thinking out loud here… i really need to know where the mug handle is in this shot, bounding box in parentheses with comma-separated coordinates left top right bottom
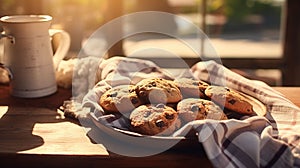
(0, 33, 15, 44)
(0, 62, 13, 80)
(49, 29, 71, 70)
(0, 32, 13, 81)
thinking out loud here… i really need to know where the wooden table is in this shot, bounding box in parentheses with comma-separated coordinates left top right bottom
(0, 85, 299, 167)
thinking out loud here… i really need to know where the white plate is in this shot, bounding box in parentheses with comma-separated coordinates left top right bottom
(89, 112, 203, 157)
(87, 91, 266, 156)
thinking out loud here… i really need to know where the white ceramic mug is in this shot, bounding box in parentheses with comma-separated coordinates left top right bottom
(0, 15, 70, 98)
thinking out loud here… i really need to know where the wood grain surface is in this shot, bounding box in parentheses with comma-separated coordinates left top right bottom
(0, 85, 299, 167)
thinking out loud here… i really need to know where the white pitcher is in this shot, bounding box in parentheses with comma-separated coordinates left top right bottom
(0, 15, 70, 98)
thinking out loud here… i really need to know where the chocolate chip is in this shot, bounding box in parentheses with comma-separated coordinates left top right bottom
(150, 82, 156, 87)
(139, 91, 146, 97)
(155, 120, 165, 128)
(191, 105, 199, 112)
(228, 99, 236, 105)
(131, 97, 139, 104)
(192, 81, 199, 86)
(144, 111, 151, 117)
(199, 88, 205, 92)
(165, 113, 174, 120)
(110, 92, 117, 97)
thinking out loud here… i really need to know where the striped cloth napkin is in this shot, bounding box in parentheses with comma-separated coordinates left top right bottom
(82, 56, 300, 167)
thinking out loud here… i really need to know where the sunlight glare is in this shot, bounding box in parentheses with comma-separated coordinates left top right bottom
(0, 106, 9, 119)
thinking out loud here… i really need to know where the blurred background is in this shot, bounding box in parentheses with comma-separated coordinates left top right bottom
(0, 0, 293, 86)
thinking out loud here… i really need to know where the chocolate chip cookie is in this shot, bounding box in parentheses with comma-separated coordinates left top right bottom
(204, 86, 254, 115)
(99, 85, 143, 114)
(129, 104, 181, 136)
(177, 98, 227, 124)
(174, 78, 209, 98)
(135, 78, 182, 104)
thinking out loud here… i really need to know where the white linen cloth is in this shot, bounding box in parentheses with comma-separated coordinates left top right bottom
(82, 56, 300, 168)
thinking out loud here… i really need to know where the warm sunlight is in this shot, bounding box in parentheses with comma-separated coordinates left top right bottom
(26, 122, 108, 155)
(0, 106, 8, 119)
(1, 1, 300, 167)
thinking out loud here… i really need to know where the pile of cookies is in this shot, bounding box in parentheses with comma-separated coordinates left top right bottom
(99, 78, 255, 136)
